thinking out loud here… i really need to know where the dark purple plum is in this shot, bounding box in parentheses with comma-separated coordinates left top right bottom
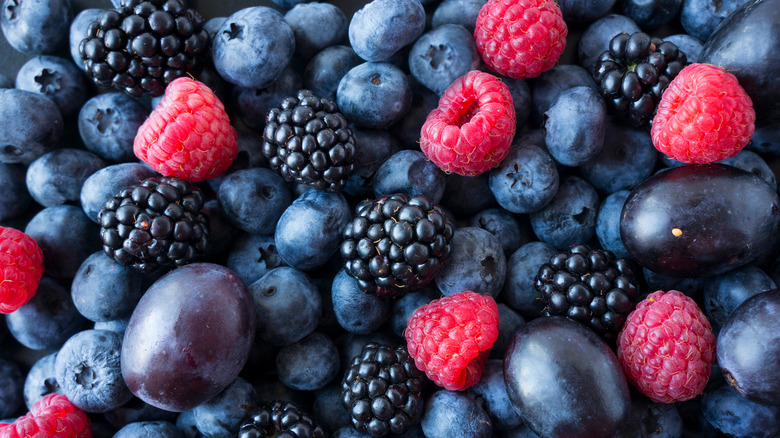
(716, 289, 780, 406)
(620, 164, 780, 278)
(503, 316, 630, 437)
(121, 263, 256, 412)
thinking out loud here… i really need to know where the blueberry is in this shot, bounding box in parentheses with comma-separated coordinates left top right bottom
(337, 61, 413, 128)
(103, 397, 178, 431)
(578, 14, 641, 73)
(217, 167, 293, 235)
(0, 73, 12, 88)
(190, 377, 258, 436)
(544, 86, 607, 167)
(0, 162, 32, 222)
(208, 130, 270, 192)
(431, 0, 488, 33)
(391, 76, 441, 148)
(621, 0, 682, 29)
(421, 390, 493, 438)
(24, 204, 102, 277)
(15, 55, 89, 118)
(226, 233, 285, 286)
(113, 421, 183, 438)
(231, 66, 302, 132)
(250, 266, 322, 346)
(212, 6, 295, 89)
(435, 227, 507, 298)
(268, 0, 309, 8)
(373, 150, 447, 203)
(0, 359, 23, 418)
(93, 318, 130, 335)
(274, 189, 351, 270)
(701, 384, 780, 437)
(276, 331, 340, 391)
(595, 190, 631, 259)
(0, 0, 72, 54)
(681, 0, 752, 42)
(22, 352, 61, 409)
(440, 173, 497, 217)
(503, 76, 532, 129)
(468, 207, 526, 256)
(615, 394, 684, 437)
(331, 268, 391, 334)
(79, 162, 157, 223)
(489, 142, 559, 214)
(348, 0, 426, 62)
(718, 149, 777, 190)
(78, 92, 150, 163)
(389, 286, 437, 338)
(502, 241, 557, 319)
(557, 0, 617, 23)
(284, 2, 347, 59)
(663, 33, 704, 64)
(492, 303, 526, 359)
(408, 24, 481, 96)
(467, 359, 523, 431)
(747, 123, 780, 156)
(337, 331, 398, 375)
(5, 276, 86, 350)
(343, 125, 402, 198)
(703, 265, 776, 330)
(642, 267, 707, 299)
(304, 45, 363, 101)
(71, 251, 147, 322)
(529, 175, 600, 249)
(579, 118, 658, 194)
(25, 148, 106, 208)
(0, 88, 63, 164)
(531, 64, 598, 125)
(312, 383, 352, 433)
(203, 16, 228, 42)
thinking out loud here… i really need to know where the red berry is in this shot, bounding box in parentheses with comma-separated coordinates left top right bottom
(651, 63, 755, 164)
(134, 77, 238, 182)
(0, 394, 91, 438)
(405, 291, 499, 391)
(474, 0, 568, 79)
(419, 70, 515, 177)
(0, 226, 43, 314)
(617, 290, 716, 403)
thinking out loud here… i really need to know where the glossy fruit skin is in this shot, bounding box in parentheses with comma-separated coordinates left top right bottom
(716, 289, 780, 406)
(121, 263, 256, 412)
(503, 316, 630, 438)
(620, 164, 780, 278)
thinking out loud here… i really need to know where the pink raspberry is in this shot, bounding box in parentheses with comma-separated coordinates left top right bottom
(651, 63, 755, 164)
(0, 226, 43, 314)
(419, 70, 515, 176)
(405, 291, 500, 391)
(474, 0, 568, 79)
(617, 290, 716, 403)
(0, 394, 91, 438)
(134, 77, 238, 182)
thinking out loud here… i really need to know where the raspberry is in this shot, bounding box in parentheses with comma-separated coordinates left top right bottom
(0, 393, 91, 438)
(617, 290, 716, 403)
(405, 291, 499, 391)
(474, 0, 568, 79)
(0, 226, 44, 314)
(419, 70, 515, 177)
(134, 77, 238, 182)
(651, 63, 755, 164)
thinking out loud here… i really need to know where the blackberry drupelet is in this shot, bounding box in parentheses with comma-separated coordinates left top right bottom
(534, 244, 640, 342)
(342, 342, 426, 437)
(262, 89, 357, 192)
(79, 0, 209, 97)
(593, 32, 687, 127)
(237, 400, 326, 438)
(340, 194, 454, 297)
(97, 176, 209, 272)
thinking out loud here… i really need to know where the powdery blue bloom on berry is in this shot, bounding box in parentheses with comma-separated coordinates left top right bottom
(348, 0, 426, 62)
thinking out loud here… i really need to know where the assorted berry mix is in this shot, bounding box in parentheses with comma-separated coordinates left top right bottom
(340, 194, 454, 297)
(2, 0, 780, 436)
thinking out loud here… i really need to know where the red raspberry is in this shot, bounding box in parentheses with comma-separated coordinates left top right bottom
(0, 226, 43, 314)
(651, 63, 755, 164)
(617, 290, 716, 403)
(419, 70, 515, 177)
(405, 291, 499, 391)
(134, 77, 238, 182)
(474, 0, 568, 79)
(0, 394, 91, 438)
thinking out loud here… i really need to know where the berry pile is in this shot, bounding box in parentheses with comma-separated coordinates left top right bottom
(1, 0, 778, 436)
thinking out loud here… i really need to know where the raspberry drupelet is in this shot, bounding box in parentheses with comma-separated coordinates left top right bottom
(0, 393, 91, 438)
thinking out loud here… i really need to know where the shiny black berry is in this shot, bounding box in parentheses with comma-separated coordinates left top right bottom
(237, 400, 326, 438)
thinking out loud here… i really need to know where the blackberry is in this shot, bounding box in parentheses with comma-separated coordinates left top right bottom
(593, 32, 687, 127)
(262, 89, 356, 193)
(237, 400, 326, 438)
(534, 244, 640, 342)
(342, 342, 426, 437)
(79, 0, 209, 97)
(340, 194, 454, 298)
(97, 176, 209, 272)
